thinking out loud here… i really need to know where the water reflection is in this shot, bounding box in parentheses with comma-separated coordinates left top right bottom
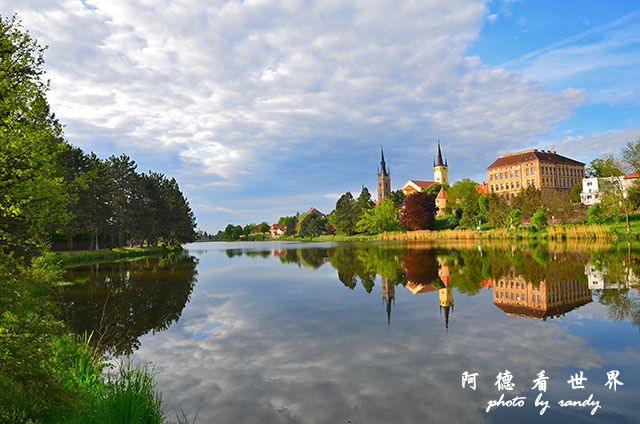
(53, 253, 198, 355)
(225, 243, 640, 329)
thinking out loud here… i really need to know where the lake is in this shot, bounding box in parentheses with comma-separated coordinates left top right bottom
(55, 241, 640, 423)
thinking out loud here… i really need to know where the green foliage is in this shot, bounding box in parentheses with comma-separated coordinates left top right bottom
(334, 192, 357, 235)
(298, 213, 324, 237)
(356, 198, 401, 234)
(586, 155, 618, 178)
(485, 193, 509, 228)
(387, 189, 406, 209)
(621, 138, 640, 172)
(511, 185, 543, 219)
(530, 208, 548, 232)
(278, 215, 298, 236)
(505, 209, 522, 227)
(423, 183, 442, 197)
(0, 15, 71, 256)
(569, 182, 582, 203)
(586, 203, 604, 223)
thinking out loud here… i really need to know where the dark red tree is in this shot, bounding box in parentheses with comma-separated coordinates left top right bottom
(400, 192, 436, 231)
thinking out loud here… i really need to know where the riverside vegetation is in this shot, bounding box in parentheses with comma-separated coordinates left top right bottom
(1, 15, 197, 422)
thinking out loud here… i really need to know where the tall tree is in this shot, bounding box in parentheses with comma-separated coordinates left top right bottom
(334, 192, 357, 235)
(0, 15, 71, 256)
(400, 192, 436, 230)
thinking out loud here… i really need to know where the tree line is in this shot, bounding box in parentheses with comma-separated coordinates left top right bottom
(0, 14, 196, 257)
(57, 147, 197, 250)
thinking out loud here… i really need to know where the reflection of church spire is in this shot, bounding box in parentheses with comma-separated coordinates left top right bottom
(439, 287, 454, 331)
(381, 277, 395, 326)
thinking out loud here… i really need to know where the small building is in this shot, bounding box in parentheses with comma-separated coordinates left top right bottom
(580, 171, 640, 206)
(487, 149, 585, 201)
(306, 207, 327, 218)
(270, 224, 286, 238)
(435, 187, 447, 216)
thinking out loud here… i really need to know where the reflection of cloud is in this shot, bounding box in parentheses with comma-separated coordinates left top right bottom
(131, 248, 607, 423)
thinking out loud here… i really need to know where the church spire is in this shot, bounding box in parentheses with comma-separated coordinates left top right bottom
(380, 146, 389, 176)
(436, 140, 444, 167)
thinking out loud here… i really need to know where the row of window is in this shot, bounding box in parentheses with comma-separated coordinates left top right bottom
(490, 166, 585, 181)
(495, 291, 544, 303)
(491, 179, 537, 192)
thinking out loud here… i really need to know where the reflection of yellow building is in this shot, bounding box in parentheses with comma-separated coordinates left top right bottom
(492, 270, 591, 320)
(439, 287, 453, 330)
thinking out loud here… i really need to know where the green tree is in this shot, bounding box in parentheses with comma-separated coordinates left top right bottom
(298, 213, 324, 237)
(569, 182, 582, 203)
(505, 209, 522, 227)
(0, 15, 71, 256)
(278, 215, 297, 236)
(356, 198, 401, 234)
(485, 193, 508, 228)
(586, 155, 617, 178)
(511, 185, 543, 219)
(334, 192, 357, 235)
(621, 138, 640, 172)
(387, 189, 405, 209)
(530, 208, 548, 232)
(352, 187, 374, 232)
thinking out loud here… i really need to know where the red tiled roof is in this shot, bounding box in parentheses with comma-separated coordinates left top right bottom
(475, 182, 489, 195)
(624, 171, 640, 179)
(436, 187, 447, 199)
(271, 224, 286, 231)
(307, 207, 327, 218)
(403, 180, 438, 192)
(487, 150, 584, 170)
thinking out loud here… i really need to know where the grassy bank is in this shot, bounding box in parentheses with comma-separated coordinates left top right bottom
(0, 256, 184, 423)
(40, 245, 184, 267)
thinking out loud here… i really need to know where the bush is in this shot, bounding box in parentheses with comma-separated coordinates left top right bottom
(530, 208, 548, 232)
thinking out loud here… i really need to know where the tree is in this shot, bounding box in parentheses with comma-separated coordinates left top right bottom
(258, 222, 270, 233)
(505, 209, 522, 227)
(0, 15, 71, 256)
(356, 198, 401, 234)
(569, 182, 582, 203)
(334, 192, 357, 235)
(595, 156, 632, 232)
(530, 208, 548, 232)
(586, 155, 617, 178)
(352, 187, 374, 231)
(511, 185, 543, 219)
(278, 215, 297, 236)
(400, 192, 436, 230)
(387, 189, 405, 209)
(423, 183, 442, 197)
(298, 213, 324, 237)
(621, 138, 640, 172)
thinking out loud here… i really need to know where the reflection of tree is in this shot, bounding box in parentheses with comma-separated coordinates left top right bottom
(53, 254, 198, 355)
(597, 289, 640, 329)
(402, 249, 439, 286)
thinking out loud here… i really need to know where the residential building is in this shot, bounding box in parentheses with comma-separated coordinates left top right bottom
(580, 171, 640, 206)
(487, 149, 585, 201)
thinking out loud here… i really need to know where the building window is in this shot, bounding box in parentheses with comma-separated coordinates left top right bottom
(515, 170, 519, 176)
(516, 181, 520, 188)
(510, 171, 514, 178)
(587, 181, 592, 186)
(526, 168, 529, 176)
(500, 172, 503, 179)
(531, 168, 535, 175)
(490, 174, 493, 181)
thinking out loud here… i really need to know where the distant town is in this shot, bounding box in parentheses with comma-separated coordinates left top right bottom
(207, 138, 640, 240)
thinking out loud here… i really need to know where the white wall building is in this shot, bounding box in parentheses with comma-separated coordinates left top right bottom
(580, 173, 640, 206)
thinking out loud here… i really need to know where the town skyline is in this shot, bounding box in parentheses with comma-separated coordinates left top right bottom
(2, 1, 639, 232)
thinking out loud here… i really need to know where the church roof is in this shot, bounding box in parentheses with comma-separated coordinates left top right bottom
(402, 180, 438, 192)
(487, 149, 584, 170)
(436, 187, 447, 199)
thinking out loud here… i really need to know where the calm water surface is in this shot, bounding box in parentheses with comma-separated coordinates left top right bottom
(56, 241, 640, 423)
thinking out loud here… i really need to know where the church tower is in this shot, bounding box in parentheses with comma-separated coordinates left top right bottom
(377, 147, 391, 202)
(433, 141, 448, 186)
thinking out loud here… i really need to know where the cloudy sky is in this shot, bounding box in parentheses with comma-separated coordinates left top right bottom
(3, 0, 640, 232)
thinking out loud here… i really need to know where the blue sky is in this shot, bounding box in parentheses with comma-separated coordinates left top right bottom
(2, 0, 639, 232)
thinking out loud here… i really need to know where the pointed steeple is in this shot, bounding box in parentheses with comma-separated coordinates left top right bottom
(436, 140, 444, 167)
(380, 146, 389, 176)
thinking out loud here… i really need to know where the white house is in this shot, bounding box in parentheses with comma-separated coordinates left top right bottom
(580, 172, 640, 206)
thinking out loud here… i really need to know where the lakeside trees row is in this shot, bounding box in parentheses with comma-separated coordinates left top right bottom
(58, 148, 197, 250)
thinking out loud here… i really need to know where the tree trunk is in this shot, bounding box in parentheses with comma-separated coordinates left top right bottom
(89, 226, 96, 251)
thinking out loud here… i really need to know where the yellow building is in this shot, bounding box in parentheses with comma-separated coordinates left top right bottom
(433, 140, 448, 186)
(487, 149, 585, 201)
(492, 270, 592, 320)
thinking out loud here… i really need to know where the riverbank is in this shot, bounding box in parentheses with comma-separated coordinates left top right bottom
(40, 245, 184, 267)
(0, 255, 175, 423)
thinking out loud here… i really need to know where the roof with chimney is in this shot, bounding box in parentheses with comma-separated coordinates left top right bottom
(487, 149, 584, 170)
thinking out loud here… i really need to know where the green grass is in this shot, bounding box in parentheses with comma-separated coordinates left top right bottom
(39, 245, 183, 267)
(0, 256, 184, 424)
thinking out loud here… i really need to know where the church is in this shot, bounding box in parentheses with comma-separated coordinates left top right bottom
(377, 142, 448, 215)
